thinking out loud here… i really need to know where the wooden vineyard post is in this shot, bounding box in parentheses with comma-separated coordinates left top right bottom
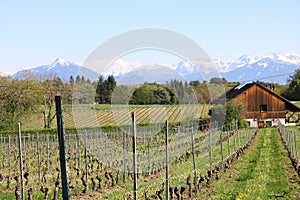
(220, 130, 224, 172)
(84, 130, 89, 192)
(46, 134, 50, 171)
(179, 126, 182, 157)
(132, 112, 138, 200)
(23, 136, 26, 165)
(292, 131, 295, 156)
(227, 130, 230, 156)
(77, 133, 81, 170)
(17, 123, 25, 200)
(191, 126, 197, 194)
(0, 135, 2, 169)
(36, 133, 41, 183)
(285, 129, 288, 146)
(288, 130, 291, 153)
(294, 131, 298, 167)
(165, 120, 169, 200)
(209, 129, 212, 173)
(55, 96, 70, 200)
(147, 139, 151, 175)
(234, 129, 237, 152)
(237, 128, 240, 149)
(7, 135, 11, 188)
(123, 130, 127, 183)
(3, 135, 6, 169)
(105, 132, 109, 167)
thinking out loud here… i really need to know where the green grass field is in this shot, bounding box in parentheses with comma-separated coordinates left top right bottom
(198, 128, 300, 199)
(292, 101, 300, 108)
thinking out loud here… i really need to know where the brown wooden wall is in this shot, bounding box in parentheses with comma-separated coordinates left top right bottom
(231, 85, 286, 119)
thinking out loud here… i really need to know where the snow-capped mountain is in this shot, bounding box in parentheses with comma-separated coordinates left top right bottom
(217, 52, 300, 84)
(11, 52, 300, 85)
(13, 58, 99, 82)
(102, 59, 142, 76)
(118, 64, 184, 85)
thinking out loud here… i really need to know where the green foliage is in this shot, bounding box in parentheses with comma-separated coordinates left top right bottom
(209, 77, 227, 84)
(282, 69, 300, 100)
(72, 82, 95, 104)
(41, 76, 74, 128)
(225, 101, 247, 128)
(111, 85, 133, 104)
(273, 83, 288, 95)
(0, 74, 96, 130)
(167, 80, 199, 104)
(95, 75, 116, 104)
(0, 77, 41, 130)
(130, 83, 177, 105)
(189, 80, 211, 103)
(210, 101, 247, 129)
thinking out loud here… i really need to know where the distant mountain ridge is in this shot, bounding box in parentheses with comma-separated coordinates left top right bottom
(12, 58, 99, 82)
(10, 52, 300, 84)
(216, 52, 300, 84)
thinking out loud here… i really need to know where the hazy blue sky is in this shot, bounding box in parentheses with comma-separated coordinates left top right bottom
(1, 1, 300, 73)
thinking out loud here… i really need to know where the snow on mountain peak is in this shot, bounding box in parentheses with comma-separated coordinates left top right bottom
(12, 58, 99, 82)
(259, 52, 300, 64)
(215, 52, 300, 73)
(50, 58, 72, 68)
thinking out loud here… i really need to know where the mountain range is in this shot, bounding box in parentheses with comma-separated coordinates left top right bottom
(216, 52, 300, 84)
(9, 52, 300, 85)
(12, 58, 99, 82)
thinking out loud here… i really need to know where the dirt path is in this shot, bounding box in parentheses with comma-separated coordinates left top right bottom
(201, 128, 300, 199)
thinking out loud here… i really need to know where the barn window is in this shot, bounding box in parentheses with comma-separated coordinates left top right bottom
(260, 104, 267, 112)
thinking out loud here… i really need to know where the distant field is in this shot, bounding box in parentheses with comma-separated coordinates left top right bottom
(292, 101, 300, 107)
(22, 104, 211, 130)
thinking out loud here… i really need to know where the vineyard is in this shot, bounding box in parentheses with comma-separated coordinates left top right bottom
(22, 104, 210, 130)
(0, 103, 300, 199)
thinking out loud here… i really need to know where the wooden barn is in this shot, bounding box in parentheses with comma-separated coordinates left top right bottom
(216, 82, 300, 128)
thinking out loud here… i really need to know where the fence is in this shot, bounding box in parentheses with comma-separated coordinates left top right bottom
(0, 118, 259, 199)
(278, 121, 299, 175)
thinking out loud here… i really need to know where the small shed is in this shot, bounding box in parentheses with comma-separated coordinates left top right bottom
(216, 82, 300, 127)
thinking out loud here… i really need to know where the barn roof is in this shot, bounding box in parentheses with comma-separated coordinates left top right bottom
(213, 82, 300, 112)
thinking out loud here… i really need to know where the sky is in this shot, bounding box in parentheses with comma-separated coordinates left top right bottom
(0, 0, 300, 73)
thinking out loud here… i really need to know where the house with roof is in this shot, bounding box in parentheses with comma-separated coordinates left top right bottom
(214, 82, 300, 128)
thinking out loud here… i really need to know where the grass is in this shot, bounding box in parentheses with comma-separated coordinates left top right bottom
(291, 101, 300, 108)
(201, 128, 300, 199)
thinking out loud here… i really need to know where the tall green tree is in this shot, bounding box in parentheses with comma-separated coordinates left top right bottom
(72, 82, 95, 104)
(209, 101, 246, 129)
(111, 85, 132, 104)
(104, 75, 116, 103)
(95, 75, 116, 104)
(282, 69, 300, 100)
(95, 75, 106, 103)
(75, 75, 81, 84)
(0, 77, 40, 130)
(42, 76, 73, 128)
(130, 83, 177, 105)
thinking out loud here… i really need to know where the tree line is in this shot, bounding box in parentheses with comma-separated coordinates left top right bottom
(1, 69, 299, 130)
(0, 75, 96, 130)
